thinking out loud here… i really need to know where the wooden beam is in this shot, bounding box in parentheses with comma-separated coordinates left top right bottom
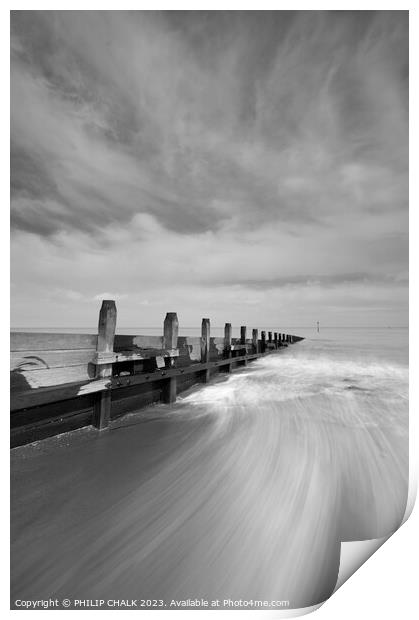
(230, 344, 252, 352)
(93, 300, 116, 430)
(261, 331, 266, 353)
(162, 312, 178, 403)
(224, 323, 232, 373)
(201, 318, 211, 382)
(92, 348, 179, 365)
(11, 377, 110, 412)
(11, 353, 262, 413)
(240, 326, 247, 365)
(240, 326, 247, 345)
(10, 332, 97, 352)
(11, 349, 96, 372)
(162, 375, 177, 404)
(252, 328, 258, 353)
(163, 312, 179, 350)
(110, 354, 260, 388)
(114, 334, 163, 350)
(224, 323, 232, 350)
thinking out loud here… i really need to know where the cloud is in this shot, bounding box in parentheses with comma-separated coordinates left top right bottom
(10, 11, 408, 327)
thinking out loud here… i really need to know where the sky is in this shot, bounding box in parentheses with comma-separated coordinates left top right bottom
(10, 11, 408, 329)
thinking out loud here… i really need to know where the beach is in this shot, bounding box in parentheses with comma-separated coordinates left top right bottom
(10, 327, 408, 609)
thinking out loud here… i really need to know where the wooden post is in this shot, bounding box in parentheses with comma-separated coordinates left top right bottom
(274, 332, 278, 349)
(240, 326, 248, 365)
(201, 318, 211, 382)
(240, 325, 247, 344)
(252, 328, 258, 353)
(164, 312, 179, 349)
(224, 322, 232, 372)
(162, 312, 178, 403)
(268, 331, 272, 343)
(93, 300, 116, 430)
(261, 330, 266, 353)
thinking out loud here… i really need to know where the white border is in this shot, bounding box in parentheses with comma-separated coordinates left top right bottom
(3, 3, 416, 619)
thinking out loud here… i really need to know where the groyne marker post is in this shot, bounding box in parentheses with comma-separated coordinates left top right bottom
(162, 312, 178, 403)
(274, 332, 278, 349)
(268, 331, 272, 344)
(252, 328, 258, 353)
(201, 318, 211, 383)
(224, 322, 232, 373)
(261, 330, 266, 353)
(93, 300, 117, 430)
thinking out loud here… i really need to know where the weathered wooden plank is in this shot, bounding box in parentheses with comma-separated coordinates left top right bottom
(231, 338, 253, 346)
(11, 349, 95, 372)
(212, 337, 225, 346)
(114, 334, 163, 351)
(93, 348, 179, 365)
(110, 354, 260, 389)
(11, 409, 94, 449)
(11, 364, 92, 391)
(11, 393, 96, 429)
(11, 352, 261, 412)
(10, 377, 110, 411)
(179, 337, 201, 361)
(230, 344, 253, 352)
(11, 332, 97, 352)
(11, 345, 181, 371)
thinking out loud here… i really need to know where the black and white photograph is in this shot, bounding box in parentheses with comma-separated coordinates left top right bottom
(9, 8, 410, 615)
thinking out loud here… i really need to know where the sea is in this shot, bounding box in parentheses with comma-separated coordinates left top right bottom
(10, 327, 409, 610)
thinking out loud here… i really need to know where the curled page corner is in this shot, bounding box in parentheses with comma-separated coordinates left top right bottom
(333, 463, 417, 595)
(210, 603, 324, 620)
(401, 464, 418, 526)
(333, 536, 390, 593)
(266, 603, 324, 618)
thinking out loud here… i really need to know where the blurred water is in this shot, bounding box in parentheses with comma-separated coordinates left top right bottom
(10, 328, 408, 609)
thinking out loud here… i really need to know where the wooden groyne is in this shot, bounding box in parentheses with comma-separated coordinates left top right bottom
(10, 300, 304, 448)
